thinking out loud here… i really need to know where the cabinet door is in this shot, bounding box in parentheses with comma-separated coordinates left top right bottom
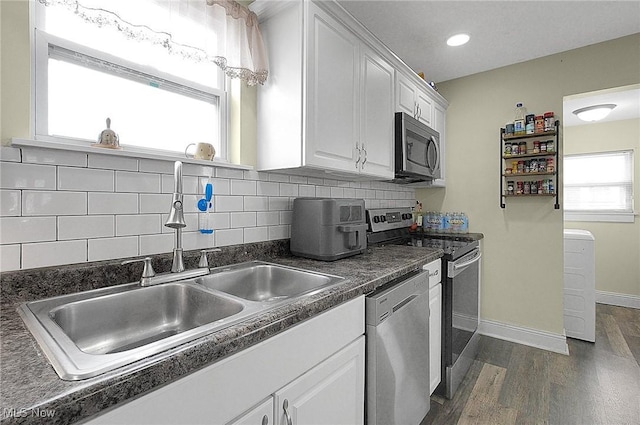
(415, 88, 433, 126)
(228, 397, 274, 425)
(275, 336, 365, 425)
(359, 46, 394, 179)
(396, 72, 417, 117)
(429, 283, 442, 395)
(305, 3, 359, 173)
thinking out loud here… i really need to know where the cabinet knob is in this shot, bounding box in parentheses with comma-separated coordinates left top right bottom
(261, 414, 268, 425)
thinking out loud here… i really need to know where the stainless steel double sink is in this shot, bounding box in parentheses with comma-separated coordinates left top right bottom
(18, 261, 345, 380)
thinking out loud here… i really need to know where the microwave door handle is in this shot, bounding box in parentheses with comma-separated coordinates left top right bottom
(431, 136, 441, 174)
(426, 137, 435, 172)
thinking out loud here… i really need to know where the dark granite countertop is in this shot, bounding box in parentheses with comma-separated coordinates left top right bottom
(0, 241, 442, 425)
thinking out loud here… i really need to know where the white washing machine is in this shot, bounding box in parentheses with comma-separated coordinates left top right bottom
(563, 229, 596, 342)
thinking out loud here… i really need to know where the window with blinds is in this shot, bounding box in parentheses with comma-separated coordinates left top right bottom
(564, 150, 635, 222)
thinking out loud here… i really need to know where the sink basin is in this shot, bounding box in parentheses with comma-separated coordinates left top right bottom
(50, 283, 244, 355)
(197, 261, 345, 302)
(18, 262, 346, 380)
(19, 281, 260, 380)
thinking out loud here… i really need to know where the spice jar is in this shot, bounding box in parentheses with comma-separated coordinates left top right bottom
(517, 181, 524, 194)
(519, 142, 527, 154)
(547, 158, 555, 173)
(546, 140, 555, 152)
(535, 115, 544, 133)
(533, 141, 540, 153)
(540, 140, 547, 153)
(512, 161, 518, 173)
(524, 181, 531, 194)
(544, 112, 555, 131)
(505, 142, 512, 155)
(507, 181, 515, 195)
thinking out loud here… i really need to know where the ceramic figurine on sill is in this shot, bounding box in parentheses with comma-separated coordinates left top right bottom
(93, 117, 121, 149)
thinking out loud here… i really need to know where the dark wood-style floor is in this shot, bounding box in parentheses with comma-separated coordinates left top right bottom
(422, 304, 640, 425)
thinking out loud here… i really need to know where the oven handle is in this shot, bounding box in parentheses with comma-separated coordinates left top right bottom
(452, 249, 482, 273)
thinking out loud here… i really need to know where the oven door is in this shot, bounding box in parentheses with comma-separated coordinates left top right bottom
(440, 247, 481, 399)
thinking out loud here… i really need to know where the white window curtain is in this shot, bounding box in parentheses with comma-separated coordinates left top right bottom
(37, 0, 269, 85)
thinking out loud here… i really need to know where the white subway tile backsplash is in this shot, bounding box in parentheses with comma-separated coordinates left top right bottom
(231, 180, 256, 196)
(58, 215, 114, 240)
(299, 185, 316, 197)
(257, 211, 279, 226)
(0, 244, 21, 271)
(139, 193, 172, 214)
(209, 212, 230, 229)
(89, 154, 138, 171)
(256, 181, 279, 196)
(279, 183, 298, 197)
(116, 171, 161, 193)
(139, 233, 174, 255)
(22, 191, 87, 216)
(280, 211, 293, 225)
(116, 214, 161, 236)
(231, 212, 257, 228)
(0, 216, 56, 244)
(269, 225, 290, 240)
(0, 190, 21, 216)
(23, 148, 87, 167)
(1, 163, 56, 190)
(89, 193, 138, 214)
(215, 228, 243, 247)
(58, 167, 114, 191)
(215, 196, 243, 212)
(138, 159, 173, 174)
(205, 178, 230, 196)
(22, 240, 87, 269)
(215, 168, 244, 179)
(244, 196, 269, 212)
(316, 186, 331, 197)
(269, 197, 290, 211)
(183, 231, 215, 251)
(269, 173, 290, 183)
(244, 227, 268, 243)
(163, 175, 198, 195)
(89, 236, 138, 262)
(0, 146, 21, 162)
(330, 187, 344, 198)
(1, 155, 417, 269)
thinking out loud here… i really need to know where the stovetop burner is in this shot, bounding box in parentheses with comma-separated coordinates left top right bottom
(366, 207, 477, 260)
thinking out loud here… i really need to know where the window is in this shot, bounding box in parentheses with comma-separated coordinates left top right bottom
(33, 1, 227, 158)
(564, 150, 635, 222)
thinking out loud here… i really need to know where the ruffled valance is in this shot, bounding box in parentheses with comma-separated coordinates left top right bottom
(37, 0, 269, 85)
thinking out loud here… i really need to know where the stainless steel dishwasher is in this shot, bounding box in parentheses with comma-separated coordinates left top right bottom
(365, 267, 431, 425)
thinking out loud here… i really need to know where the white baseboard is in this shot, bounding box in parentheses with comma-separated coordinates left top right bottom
(478, 319, 569, 355)
(596, 291, 640, 309)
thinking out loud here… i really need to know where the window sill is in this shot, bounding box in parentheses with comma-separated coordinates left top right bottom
(11, 137, 252, 171)
(564, 211, 636, 223)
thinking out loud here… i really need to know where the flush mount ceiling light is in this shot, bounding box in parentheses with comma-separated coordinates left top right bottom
(446, 33, 470, 47)
(572, 104, 617, 122)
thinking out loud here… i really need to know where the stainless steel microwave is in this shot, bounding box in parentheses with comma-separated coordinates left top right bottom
(392, 112, 441, 184)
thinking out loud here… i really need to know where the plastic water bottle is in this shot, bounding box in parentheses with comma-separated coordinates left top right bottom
(460, 213, 469, 233)
(514, 103, 527, 135)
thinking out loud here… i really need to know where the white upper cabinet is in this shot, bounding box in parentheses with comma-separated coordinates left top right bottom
(396, 72, 433, 126)
(254, 1, 394, 179)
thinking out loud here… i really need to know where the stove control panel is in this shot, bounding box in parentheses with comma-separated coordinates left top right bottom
(366, 207, 413, 233)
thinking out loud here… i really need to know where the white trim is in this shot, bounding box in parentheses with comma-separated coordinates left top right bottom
(596, 291, 640, 309)
(564, 211, 636, 223)
(478, 319, 569, 355)
(11, 137, 252, 171)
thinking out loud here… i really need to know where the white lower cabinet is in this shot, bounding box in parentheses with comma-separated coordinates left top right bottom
(275, 337, 364, 425)
(429, 282, 442, 394)
(85, 297, 365, 425)
(229, 397, 274, 425)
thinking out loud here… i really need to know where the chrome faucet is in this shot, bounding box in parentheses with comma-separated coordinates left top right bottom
(165, 161, 187, 273)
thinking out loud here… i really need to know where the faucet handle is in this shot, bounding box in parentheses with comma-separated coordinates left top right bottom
(122, 257, 156, 285)
(198, 249, 222, 269)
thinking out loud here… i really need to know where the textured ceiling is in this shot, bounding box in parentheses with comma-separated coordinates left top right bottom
(338, 1, 640, 84)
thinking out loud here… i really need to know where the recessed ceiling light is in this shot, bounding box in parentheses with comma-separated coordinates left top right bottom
(572, 104, 617, 122)
(447, 33, 470, 47)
